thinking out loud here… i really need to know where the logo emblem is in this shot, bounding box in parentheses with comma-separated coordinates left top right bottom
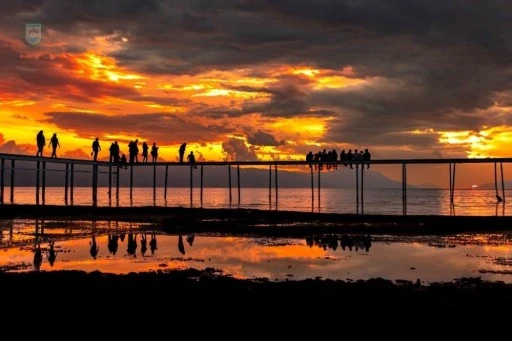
(26, 23, 42, 46)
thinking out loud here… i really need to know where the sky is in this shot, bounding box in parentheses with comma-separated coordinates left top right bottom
(0, 0, 511, 187)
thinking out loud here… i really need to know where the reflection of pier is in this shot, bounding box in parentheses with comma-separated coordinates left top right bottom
(0, 152, 508, 215)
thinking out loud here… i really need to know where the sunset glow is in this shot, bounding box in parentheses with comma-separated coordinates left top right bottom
(0, 1, 510, 188)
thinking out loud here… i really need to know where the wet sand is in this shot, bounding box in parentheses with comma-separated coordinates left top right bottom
(2, 204, 512, 315)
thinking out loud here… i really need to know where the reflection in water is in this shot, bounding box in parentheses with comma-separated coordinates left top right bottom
(178, 234, 185, 255)
(33, 243, 43, 271)
(90, 235, 99, 259)
(306, 234, 372, 252)
(140, 233, 147, 257)
(108, 234, 119, 255)
(46, 241, 57, 266)
(150, 232, 157, 255)
(127, 233, 137, 257)
(186, 234, 195, 246)
(6, 219, 512, 284)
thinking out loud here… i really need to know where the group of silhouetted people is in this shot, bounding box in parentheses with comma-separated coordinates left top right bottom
(306, 234, 372, 252)
(33, 231, 197, 268)
(306, 148, 372, 170)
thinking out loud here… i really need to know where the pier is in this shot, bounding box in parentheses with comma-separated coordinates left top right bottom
(0, 152, 508, 215)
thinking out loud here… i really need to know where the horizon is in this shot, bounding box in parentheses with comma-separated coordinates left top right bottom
(0, 1, 511, 188)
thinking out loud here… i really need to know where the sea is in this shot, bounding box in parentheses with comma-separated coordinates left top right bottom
(1, 187, 510, 216)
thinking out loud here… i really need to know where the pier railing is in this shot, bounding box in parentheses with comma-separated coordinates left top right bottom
(0, 152, 508, 215)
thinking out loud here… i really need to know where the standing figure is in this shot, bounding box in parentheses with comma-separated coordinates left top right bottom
(92, 138, 101, 161)
(141, 141, 149, 163)
(179, 143, 187, 163)
(48, 133, 60, 158)
(151, 143, 159, 163)
(36, 130, 45, 157)
(187, 151, 197, 169)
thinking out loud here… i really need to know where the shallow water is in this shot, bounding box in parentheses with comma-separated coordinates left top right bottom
(2, 219, 512, 284)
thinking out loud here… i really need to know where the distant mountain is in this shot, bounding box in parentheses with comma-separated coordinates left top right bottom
(476, 180, 512, 190)
(414, 183, 441, 189)
(5, 161, 414, 189)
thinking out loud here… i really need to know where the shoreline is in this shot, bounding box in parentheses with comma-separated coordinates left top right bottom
(1, 204, 511, 235)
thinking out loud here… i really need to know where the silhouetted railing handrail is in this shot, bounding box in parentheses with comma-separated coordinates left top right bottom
(0, 152, 511, 166)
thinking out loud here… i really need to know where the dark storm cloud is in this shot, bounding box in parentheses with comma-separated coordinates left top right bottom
(42, 111, 232, 144)
(246, 130, 284, 147)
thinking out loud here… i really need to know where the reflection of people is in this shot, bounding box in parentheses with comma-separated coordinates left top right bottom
(33, 244, 43, 270)
(178, 234, 185, 255)
(107, 234, 119, 255)
(149, 232, 157, 255)
(46, 241, 57, 266)
(140, 233, 147, 256)
(127, 233, 137, 256)
(89, 235, 99, 259)
(186, 234, 195, 246)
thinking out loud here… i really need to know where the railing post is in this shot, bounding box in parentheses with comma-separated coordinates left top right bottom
(268, 165, 272, 206)
(36, 160, 40, 205)
(190, 164, 193, 207)
(164, 164, 168, 201)
(228, 165, 232, 205)
(0, 159, 4, 204)
(116, 164, 120, 201)
(274, 164, 278, 208)
(70, 163, 74, 205)
(153, 163, 156, 203)
(237, 164, 241, 205)
(92, 164, 98, 206)
(200, 165, 204, 207)
(42, 161, 46, 204)
(361, 165, 364, 215)
(449, 163, 453, 203)
(10, 159, 14, 203)
(108, 164, 112, 200)
(356, 163, 359, 214)
(130, 165, 133, 201)
(501, 162, 506, 202)
(317, 164, 321, 208)
(65, 163, 69, 205)
(310, 166, 314, 209)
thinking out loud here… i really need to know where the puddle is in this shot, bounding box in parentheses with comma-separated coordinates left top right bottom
(2, 219, 512, 283)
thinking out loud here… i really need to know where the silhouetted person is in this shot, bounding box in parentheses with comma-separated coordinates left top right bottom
(140, 233, 147, 256)
(109, 141, 120, 163)
(127, 233, 137, 256)
(178, 234, 185, 255)
(36, 130, 45, 157)
(46, 241, 57, 266)
(187, 151, 197, 169)
(186, 234, 195, 246)
(363, 149, 371, 169)
(151, 143, 159, 163)
(90, 235, 99, 259)
(107, 234, 119, 255)
(340, 149, 347, 167)
(120, 154, 128, 169)
(128, 139, 139, 163)
(347, 149, 353, 169)
(142, 141, 149, 163)
(179, 143, 187, 163)
(92, 138, 101, 161)
(306, 151, 313, 169)
(33, 244, 43, 270)
(48, 133, 60, 158)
